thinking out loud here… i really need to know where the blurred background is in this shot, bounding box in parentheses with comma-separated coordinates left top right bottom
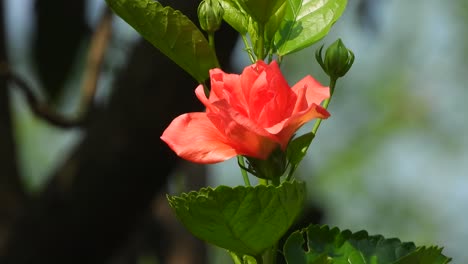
(1, 0, 467, 263)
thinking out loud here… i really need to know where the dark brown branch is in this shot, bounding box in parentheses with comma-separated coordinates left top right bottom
(0, 7, 113, 129)
(0, 66, 84, 128)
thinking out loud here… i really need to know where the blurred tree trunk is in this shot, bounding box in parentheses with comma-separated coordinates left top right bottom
(0, 0, 26, 256)
(0, 0, 238, 263)
(33, 0, 89, 102)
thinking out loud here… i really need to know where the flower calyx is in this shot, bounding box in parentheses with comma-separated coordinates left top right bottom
(316, 38, 354, 86)
(244, 146, 288, 183)
(198, 0, 224, 33)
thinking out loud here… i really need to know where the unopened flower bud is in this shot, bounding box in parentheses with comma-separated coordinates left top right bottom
(198, 0, 224, 33)
(316, 39, 354, 80)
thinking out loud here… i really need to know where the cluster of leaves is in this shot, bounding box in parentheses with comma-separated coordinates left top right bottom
(284, 225, 452, 264)
(168, 181, 451, 264)
(105, 0, 346, 82)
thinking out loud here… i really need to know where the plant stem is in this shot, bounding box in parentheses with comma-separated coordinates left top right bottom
(271, 177, 280, 186)
(311, 78, 336, 136)
(285, 164, 297, 182)
(208, 32, 221, 68)
(241, 34, 256, 63)
(208, 32, 216, 51)
(329, 77, 337, 96)
(237, 156, 251, 186)
(257, 23, 265, 60)
(262, 245, 278, 264)
(255, 255, 264, 264)
(286, 78, 337, 182)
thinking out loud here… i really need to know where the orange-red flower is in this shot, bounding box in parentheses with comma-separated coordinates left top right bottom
(161, 61, 330, 164)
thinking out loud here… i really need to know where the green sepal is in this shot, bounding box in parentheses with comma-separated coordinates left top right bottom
(286, 132, 315, 167)
(168, 181, 306, 257)
(230, 251, 259, 264)
(105, 0, 219, 83)
(275, 0, 347, 56)
(283, 224, 452, 264)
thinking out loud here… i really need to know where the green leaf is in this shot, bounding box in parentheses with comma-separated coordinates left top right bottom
(265, 1, 288, 47)
(106, 0, 218, 83)
(275, 0, 348, 56)
(168, 181, 306, 257)
(394, 247, 452, 264)
(286, 132, 315, 167)
(283, 225, 451, 264)
(219, 0, 249, 34)
(236, 0, 287, 24)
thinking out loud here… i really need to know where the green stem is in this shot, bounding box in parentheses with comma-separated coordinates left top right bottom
(237, 156, 251, 187)
(271, 177, 280, 186)
(285, 164, 298, 182)
(241, 34, 256, 63)
(311, 78, 337, 136)
(208, 32, 215, 51)
(262, 245, 277, 264)
(329, 77, 337, 96)
(257, 23, 265, 60)
(255, 255, 264, 264)
(285, 78, 337, 182)
(208, 32, 221, 68)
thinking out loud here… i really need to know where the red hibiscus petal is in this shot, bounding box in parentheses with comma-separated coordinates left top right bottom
(244, 61, 295, 126)
(271, 103, 330, 149)
(195, 85, 215, 112)
(210, 68, 249, 116)
(292, 75, 330, 106)
(257, 62, 298, 126)
(240, 61, 267, 105)
(160, 113, 237, 163)
(266, 82, 330, 147)
(209, 100, 280, 159)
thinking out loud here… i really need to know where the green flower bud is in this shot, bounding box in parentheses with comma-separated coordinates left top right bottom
(245, 146, 288, 181)
(198, 0, 224, 33)
(316, 38, 355, 81)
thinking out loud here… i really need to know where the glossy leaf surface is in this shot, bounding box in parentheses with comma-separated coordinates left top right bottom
(168, 181, 306, 257)
(106, 0, 218, 82)
(275, 0, 347, 56)
(283, 225, 451, 263)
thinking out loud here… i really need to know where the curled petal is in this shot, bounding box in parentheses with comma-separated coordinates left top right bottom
(272, 104, 330, 148)
(210, 69, 248, 116)
(195, 85, 215, 112)
(160, 113, 237, 163)
(292, 75, 330, 106)
(209, 100, 280, 159)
